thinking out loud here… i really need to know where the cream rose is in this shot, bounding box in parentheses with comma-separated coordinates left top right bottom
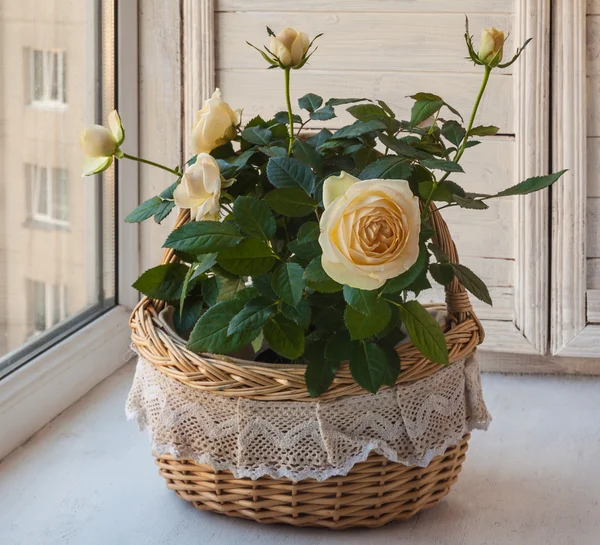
(174, 153, 222, 221)
(190, 89, 238, 155)
(269, 27, 309, 68)
(478, 27, 505, 67)
(79, 110, 124, 176)
(318, 172, 421, 290)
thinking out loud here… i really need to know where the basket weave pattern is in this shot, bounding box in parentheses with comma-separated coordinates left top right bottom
(129, 204, 484, 528)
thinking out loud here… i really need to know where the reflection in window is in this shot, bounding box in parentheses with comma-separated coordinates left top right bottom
(29, 49, 67, 106)
(29, 280, 67, 338)
(28, 164, 69, 226)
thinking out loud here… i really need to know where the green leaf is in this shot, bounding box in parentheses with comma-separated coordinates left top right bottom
(153, 200, 175, 224)
(125, 196, 163, 223)
(324, 331, 352, 362)
(164, 221, 243, 254)
(274, 111, 303, 124)
(410, 98, 444, 127)
(349, 342, 387, 394)
(303, 257, 343, 293)
(233, 196, 276, 240)
(264, 315, 305, 360)
(359, 157, 412, 180)
(346, 104, 387, 121)
(241, 125, 273, 145)
(216, 276, 247, 302)
(343, 286, 378, 315)
(227, 297, 274, 335)
(453, 194, 489, 209)
(271, 262, 305, 306)
(325, 97, 366, 107)
(296, 221, 320, 244)
(383, 247, 428, 293)
(159, 181, 180, 199)
(252, 273, 278, 300)
(305, 357, 340, 398)
(173, 297, 204, 337)
(264, 188, 318, 217)
(217, 238, 277, 276)
(451, 264, 492, 305)
(310, 105, 336, 121)
(409, 92, 463, 122)
(331, 120, 387, 140)
(441, 120, 466, 147)
(266, 156, 316, 193)
(422, 159, 464, 173)
(344, 299, 391, 340)
(468, 125, 499, 137)
(494, 170, 568, 197)
(188, 299, 260, 354)
(132, 263, 191, 302)
(289, 239, 321, 266)
(379, 340, 401, 386)
(307, 128, 333, 149)
(429, 263, 455, 286)
(378, 134, 431, 160)
(298, 93, 323, 112)
(397, 300, 449, 365)
(202, 276, 219, 306)
(418, 180, 465, 203)
(293, 139, 324, 175)
(281, 298, 311, 329)
(353, 147, 379, 171)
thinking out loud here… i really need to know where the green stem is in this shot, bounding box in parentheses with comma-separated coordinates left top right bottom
(453, 65, 491, 165)
(122, 153, 180, 176)
(424, 65, 492, 220)
(284, 67, 294, 155)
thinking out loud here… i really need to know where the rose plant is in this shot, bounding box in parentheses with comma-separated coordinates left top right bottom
(81, 19, 565, 397)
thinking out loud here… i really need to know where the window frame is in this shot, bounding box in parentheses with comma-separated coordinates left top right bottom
(0, 0, 140, 460)
(28, 164, 70, 227)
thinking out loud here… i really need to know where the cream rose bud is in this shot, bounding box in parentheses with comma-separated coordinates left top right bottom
(174, 153, 222, 221)
(269, 27, 309, 67)
(319, 173, 421, 290)
(478, 27, 505, 67)
(79, 110, 125, 176)
(190, 89, 238, 155)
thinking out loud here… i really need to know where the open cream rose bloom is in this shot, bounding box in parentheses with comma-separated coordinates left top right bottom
(190, 89, 239, 155)
(318, 172, 421, 290)
(174, 153, 222, 221)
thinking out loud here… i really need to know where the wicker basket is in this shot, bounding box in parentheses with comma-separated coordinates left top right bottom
(129, 204, 484, 529)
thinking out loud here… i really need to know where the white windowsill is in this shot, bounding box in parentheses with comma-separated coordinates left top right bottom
(0, 365, 598, 544)
(0, 305, 134, 460)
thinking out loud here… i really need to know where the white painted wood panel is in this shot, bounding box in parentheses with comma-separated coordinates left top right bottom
(139, 0, 183, 273)
(219, 71, 514, 133)
(216, 12, 514, 73)
(217, 0, 515, 13)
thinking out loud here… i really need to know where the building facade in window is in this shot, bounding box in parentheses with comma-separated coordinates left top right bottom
(0, 3, 102, 357)
(27, 164, 69, 227)
(29, 49, 67, 107)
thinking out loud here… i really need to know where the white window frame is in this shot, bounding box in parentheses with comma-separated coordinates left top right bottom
(28, 164, 70, 227)
(0, 1, 140, 461)
(29, 48, 67, 109)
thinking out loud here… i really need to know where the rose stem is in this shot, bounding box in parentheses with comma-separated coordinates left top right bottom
(284, 67, 294, 156)
(122, 153, 180, 176)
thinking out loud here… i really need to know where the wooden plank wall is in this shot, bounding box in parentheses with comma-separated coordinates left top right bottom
(587, 1, 600, 321)
(215, 1, 516, 321)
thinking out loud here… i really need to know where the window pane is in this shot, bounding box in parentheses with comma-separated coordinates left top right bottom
(0, 1, 115, 377)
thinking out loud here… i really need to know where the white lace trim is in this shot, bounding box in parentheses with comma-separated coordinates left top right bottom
(126, 355, 490, 482)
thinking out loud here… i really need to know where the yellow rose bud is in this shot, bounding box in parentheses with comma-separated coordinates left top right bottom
(269, 27, 309, 68)
(173, 153, 222, 221)
(478, 27, 505, 67)
(79, 110, 124, 176)
(319, 175, 420, 290)
(190, 89, 239, 155)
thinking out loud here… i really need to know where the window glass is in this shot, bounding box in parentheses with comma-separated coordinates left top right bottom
(0, 1, 115, 378)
